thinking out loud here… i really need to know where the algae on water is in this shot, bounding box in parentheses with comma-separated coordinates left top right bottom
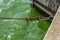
(0, 0, 51, 40)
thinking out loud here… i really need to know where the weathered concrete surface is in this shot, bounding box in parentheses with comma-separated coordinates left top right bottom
(43, 6, 60, 40)
(37, 0, 60, 12)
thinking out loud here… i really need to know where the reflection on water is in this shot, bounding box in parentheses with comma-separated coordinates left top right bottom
(0, 0, 51, 40)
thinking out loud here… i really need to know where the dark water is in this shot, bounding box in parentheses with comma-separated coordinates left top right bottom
(0, 0, 51, 40)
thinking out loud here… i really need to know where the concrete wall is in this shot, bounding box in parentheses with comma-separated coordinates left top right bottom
(37, 0, 60, 12)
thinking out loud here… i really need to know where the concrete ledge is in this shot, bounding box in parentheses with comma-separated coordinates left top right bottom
(43, 6, 60, 40)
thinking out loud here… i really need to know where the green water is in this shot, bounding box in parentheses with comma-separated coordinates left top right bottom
(0, 0, 51, 40)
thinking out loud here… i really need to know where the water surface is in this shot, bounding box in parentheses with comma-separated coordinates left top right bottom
(0, 0, 51, 40)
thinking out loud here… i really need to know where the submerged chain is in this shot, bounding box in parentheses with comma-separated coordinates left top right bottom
(0, 16, 52, 26)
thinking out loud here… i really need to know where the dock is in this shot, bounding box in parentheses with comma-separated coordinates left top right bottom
(44, 6, 60, 40)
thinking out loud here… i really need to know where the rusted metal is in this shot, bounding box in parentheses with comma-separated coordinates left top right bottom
(0, 16, 51, 26)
